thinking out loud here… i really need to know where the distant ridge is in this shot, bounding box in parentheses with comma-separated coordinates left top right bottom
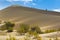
(1, 5, 60, 16)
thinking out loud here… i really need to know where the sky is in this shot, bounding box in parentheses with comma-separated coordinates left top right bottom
(0, 0, 60, 12)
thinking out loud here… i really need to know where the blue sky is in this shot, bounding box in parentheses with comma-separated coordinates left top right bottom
(0, 0, 60, 12)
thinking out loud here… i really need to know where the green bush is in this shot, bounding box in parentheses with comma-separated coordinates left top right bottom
(17, 24, 30, 34)
(5, 21, 15, 32)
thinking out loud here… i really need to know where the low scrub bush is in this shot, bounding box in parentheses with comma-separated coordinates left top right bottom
(45, 29, 57, 33)
(17, 24, 30, 35)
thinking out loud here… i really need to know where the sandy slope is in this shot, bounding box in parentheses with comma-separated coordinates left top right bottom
(0, 5, 60, 30)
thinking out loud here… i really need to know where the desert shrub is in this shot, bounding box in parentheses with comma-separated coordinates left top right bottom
(28, 26, 43, 37)
(30, 26, 43, 34)
(6, 35, 16, 40)
(28, 30, 38, 36)
(17, 24, 30, 34)
(4, 21, 15, 32)
(34, 35, 42, 40)
(45, 29, 57, 33)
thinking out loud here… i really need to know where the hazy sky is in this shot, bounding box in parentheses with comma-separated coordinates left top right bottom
(0, 0, 60, 12)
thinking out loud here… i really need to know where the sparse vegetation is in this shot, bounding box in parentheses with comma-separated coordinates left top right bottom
(17, 24, 43, 35)
(0, 22, 59, 40)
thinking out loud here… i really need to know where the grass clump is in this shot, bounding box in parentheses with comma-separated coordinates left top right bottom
(45, 29, 57, 33)
(6, 35, 16, 40)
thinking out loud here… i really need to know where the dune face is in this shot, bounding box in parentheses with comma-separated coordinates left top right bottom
(0, 5, 60, 30)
